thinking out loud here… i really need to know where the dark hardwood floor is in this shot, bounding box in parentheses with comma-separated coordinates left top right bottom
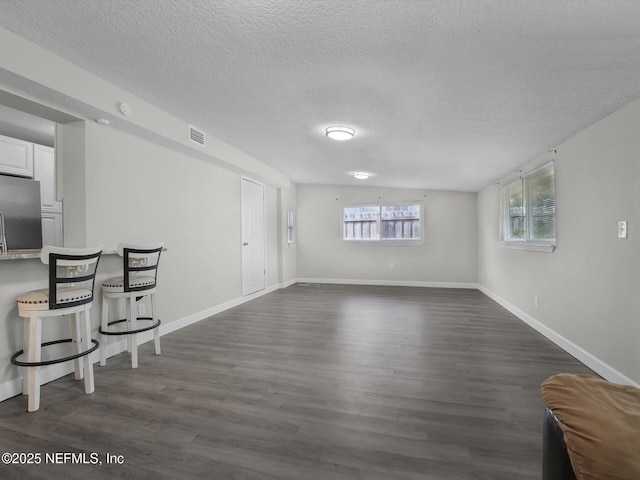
(0, 284, 594, 479)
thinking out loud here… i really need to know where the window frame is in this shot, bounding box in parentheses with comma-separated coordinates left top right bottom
(500, 161, 556, 252)
(341, 202, 424, 245)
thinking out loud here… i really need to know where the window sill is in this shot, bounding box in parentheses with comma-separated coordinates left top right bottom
(342, 239, 424, 246)
(500, 241, 555, 253)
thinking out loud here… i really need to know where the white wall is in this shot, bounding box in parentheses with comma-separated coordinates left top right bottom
(57, 120, 87, 246)
(297, 184, 477, 285)
(84, 122, 247, 316)
(478, 98, 640, 386)
(266, 183, 280, 288)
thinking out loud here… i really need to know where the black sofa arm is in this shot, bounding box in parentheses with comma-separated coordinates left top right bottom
(543, 408, 577, 480)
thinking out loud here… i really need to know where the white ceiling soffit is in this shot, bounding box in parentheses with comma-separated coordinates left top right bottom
(1, 1, 640, 192)
(0, 103, 55, 147)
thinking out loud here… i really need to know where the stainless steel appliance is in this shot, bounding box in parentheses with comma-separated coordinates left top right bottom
(0, 175, 43, 251)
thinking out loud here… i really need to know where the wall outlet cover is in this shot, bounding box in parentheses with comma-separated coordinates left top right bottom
(618, 220, 628, 239)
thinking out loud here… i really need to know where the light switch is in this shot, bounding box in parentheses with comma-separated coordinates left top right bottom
(618, 220, 628, 239)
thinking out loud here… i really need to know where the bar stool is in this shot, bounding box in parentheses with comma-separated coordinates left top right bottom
(99, 242, 163, 369)
(12, 245, 103, 412)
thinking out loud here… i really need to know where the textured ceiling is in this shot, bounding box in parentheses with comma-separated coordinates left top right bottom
(1, 1, 640, 191)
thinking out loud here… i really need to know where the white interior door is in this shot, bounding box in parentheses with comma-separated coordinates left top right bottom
(241, 178, 266, 295)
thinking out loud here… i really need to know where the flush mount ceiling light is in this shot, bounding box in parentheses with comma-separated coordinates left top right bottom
(326, 126, 355, 141)
(352, 171, 372, 180)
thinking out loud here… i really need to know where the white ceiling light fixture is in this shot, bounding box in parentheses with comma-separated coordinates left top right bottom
(326, 126, 355, 141)
(352, 171, 372, 180)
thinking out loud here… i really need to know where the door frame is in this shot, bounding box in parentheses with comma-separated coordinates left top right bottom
(240, 176, 267, 296)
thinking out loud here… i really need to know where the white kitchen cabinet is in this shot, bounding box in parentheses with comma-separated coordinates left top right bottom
(35, 144, 63, 247)
(33, 144, 62, 213)
(41, 212, 63, 247)
(0, 134, 34, 177)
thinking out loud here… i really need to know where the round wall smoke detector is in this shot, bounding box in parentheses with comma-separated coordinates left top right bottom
(118, 102, 132, 116)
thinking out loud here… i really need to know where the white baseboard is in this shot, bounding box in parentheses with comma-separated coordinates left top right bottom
(0, 378, 22, 402)
(0, 280, 293, 403)
(0, 357, 90, 403)
(296, 277, 479, 289)
(159, 281, 285, 337)
(478, 285, 639, 388)
(282, 278, 298, 289)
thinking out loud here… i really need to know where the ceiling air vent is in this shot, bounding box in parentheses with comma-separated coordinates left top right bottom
(189, 125, 206, 146)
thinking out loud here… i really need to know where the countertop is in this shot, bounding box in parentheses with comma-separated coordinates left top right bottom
(0, 249, 119, 261)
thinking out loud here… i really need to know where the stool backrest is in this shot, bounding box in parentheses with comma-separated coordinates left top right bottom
(117, 242, 163, 293)
(41, 245, 103, 309)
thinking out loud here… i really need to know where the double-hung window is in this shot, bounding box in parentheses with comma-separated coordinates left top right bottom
(500, 161, 556, 251)
(342, 203, 423, 244)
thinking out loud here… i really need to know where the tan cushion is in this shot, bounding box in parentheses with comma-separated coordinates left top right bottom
(102, 276, 155, 293)
(17, 287, 93, 311)
(541, 374, 640, 480)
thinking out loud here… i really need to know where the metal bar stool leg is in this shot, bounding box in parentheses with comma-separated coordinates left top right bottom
(22, 320, 29, 396)
(123, 298, 132, 353)
(100, 293, 109, 366)
(152, 293, 161, 355)
(71, 312, 84, 380)
(27, 313, 42, 413)
(81, 305, 95, 394)
(129, 294, 138, 369)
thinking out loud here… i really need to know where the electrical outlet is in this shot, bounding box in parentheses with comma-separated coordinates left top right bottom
(534, 295, 539, 308)
(389, 262, 394, 269)
(618, 220, 628, 239)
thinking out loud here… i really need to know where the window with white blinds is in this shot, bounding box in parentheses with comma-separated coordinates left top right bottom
(500, 162, 555, 250)
(503, 180, 526, 241)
